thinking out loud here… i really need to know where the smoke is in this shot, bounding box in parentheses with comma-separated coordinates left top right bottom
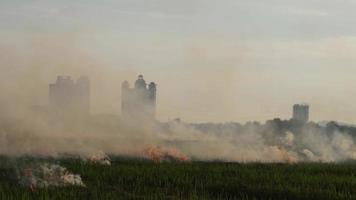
(302, 149, 319, 162)
(153, 120, 356, 163)
(84, 151, 111, 166)
(2, 1, 356, 167)
(19, 164, 85, 190)
(1, 53, 356, 163)
(2, 102, 356, 163)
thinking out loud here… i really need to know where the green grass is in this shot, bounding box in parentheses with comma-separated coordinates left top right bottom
(0, 157, 356, 199)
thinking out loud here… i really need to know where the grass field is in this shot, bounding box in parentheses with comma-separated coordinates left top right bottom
(0, 157, 356, 199)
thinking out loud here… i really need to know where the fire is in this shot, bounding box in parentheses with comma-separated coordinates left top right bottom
(270, 146, 297, 164)
(143, 145, 189, 163)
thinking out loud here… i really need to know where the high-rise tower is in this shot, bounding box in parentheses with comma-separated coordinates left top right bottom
(49, 76, 90, 116)
(292, 104, 309, 123)
(121, 75, 156, 121)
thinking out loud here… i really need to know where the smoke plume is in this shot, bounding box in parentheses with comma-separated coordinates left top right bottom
(19, 164, 85, 190)
(0, 61, 356, 163)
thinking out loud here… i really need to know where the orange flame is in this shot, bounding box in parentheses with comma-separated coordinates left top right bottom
(276, 146, 297, 164)
(143, 145, 189, 163)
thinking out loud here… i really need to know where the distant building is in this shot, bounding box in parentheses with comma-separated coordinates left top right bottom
(121, 75, 156, 121)
(292, 104, 309, 123)
(49, 76, 90, 116)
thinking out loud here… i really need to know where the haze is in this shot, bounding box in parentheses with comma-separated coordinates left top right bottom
(1, 0, 356, 123)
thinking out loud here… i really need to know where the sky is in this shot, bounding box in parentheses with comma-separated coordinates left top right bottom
(1, 0, 356, 123)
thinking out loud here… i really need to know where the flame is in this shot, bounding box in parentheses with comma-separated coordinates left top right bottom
(270, 146, 297, 164)
(143, 145, 189, 163)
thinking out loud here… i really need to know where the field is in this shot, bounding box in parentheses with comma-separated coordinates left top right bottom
(0, 157, 356, 199)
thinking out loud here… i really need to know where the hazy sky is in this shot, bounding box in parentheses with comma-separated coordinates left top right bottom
(1, 0, 356, 123)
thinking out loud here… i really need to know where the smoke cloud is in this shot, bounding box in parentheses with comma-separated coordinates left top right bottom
(0, 48, 356, 163)
(0, 97, 355, 163)
(19, 163, 85, 189)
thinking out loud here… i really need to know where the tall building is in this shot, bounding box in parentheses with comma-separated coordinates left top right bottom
(121, 75, 156, 121)
(49, 76, 90, 116)
(292, 104, 309, 123)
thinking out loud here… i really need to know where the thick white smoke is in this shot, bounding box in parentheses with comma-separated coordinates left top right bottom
(19, 164, 85, 190)
(84, 151, 111, 165)
(0, 64, 354, 163)
(1, 105, 356, 163)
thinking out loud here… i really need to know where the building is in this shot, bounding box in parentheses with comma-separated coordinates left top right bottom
(292, 104, 309, 123)
(121, 75, 156, 121)
(49, 76, 90, 116)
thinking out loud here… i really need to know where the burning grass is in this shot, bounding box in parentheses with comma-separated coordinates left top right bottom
(142, 145, 189, 163)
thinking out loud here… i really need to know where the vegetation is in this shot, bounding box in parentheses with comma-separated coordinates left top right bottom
(0, 157, 356, 199)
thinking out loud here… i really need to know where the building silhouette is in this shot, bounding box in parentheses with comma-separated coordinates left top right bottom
(292, 104, 309, 123)
(49, 76, 90, 116)
(121, 75, 156, 121)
